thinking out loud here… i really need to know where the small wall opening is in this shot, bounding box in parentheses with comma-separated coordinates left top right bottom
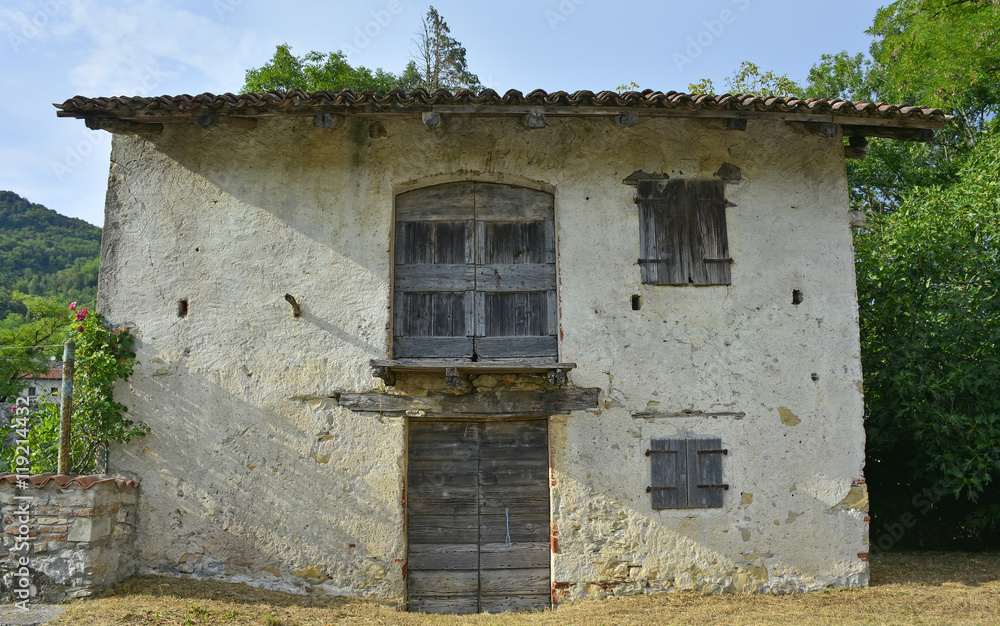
(631, 295, 642, 310)
(177, 299, 189, 318)
(792, 290, 804, 305)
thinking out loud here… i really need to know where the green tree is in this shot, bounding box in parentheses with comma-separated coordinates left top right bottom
(803, 51, 877, 102)
(869, 0, 1000, 144)
(688, 61, 801, 97)
(408, 6, 481, 91)
(857, 124, 1000, 542)
(0, 303, 144, 474)
(0, 293, 67, 401)
(242, 44, 398, 93)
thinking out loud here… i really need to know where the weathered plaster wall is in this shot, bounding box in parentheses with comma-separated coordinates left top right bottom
(98, 113, 866, 601)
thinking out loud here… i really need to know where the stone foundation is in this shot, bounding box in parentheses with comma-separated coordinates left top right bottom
(0, 474, 138, 603)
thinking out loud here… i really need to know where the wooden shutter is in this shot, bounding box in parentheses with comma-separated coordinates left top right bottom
(637, 179, 730, 285)
(475, 184, 557, 361)
(687, 437, 726, 508)
(648, 437, 726, 509)
(393, 182, 557, 362)
(648, 438, 686, 509)
(394, 183, 475, 359)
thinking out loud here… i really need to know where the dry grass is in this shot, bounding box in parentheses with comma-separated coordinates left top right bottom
(51, 552, 1000, 625)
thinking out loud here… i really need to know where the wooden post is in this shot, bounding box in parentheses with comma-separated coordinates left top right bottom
(57, 339, 75, 475)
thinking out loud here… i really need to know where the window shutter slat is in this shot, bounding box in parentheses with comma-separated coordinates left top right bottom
(687, 437, 725, 508)
(649, 438, 686, 509)
(393, 337, 475, 359)
(475, 336, 558, 360)
(475, 184, 553, 221)
(475, 265, 555, 292)
(395, 265, 475, 291)
(396, 182, 476, 221)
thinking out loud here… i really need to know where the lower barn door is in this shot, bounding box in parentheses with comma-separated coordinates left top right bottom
(407, 419, 550, 614)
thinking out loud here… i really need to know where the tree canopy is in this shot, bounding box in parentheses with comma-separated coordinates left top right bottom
(869, 0, 1000, 142)
(405, 5, 481, 91)
(857, 123, 1000, 542)
(241, 6, 481, 94)
(242, 44, 398, 93)
(687, 61, 801, 97)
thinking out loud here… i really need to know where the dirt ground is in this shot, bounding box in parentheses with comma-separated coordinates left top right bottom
(39, 552, 1000, 625)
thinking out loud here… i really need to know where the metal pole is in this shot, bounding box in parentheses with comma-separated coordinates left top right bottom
(58, 339, 75, 474)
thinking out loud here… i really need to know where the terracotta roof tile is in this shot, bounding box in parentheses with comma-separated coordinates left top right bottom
(1, 473, 139, 489)
(54, 88, 950, 125)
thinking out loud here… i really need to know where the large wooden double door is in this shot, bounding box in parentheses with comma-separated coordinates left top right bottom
(407, 419, 551, 614)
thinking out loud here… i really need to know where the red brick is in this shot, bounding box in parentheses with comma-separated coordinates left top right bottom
(39, 525, 68, 533)
(858, 552, 870, 562)
(37, 533, 67, 541)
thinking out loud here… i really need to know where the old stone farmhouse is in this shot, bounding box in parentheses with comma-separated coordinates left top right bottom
(57, 89, 945, 613)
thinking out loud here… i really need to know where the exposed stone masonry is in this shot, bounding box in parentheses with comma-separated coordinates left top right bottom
(0, 475, 138, 603)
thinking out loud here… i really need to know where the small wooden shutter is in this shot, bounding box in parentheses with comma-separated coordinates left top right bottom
(648, 438, 686, 509)
(648, 437, 725, 509)
(637, 179, 730, 285)
(687, 437, 726, 508)
(393, 182, 557, 361)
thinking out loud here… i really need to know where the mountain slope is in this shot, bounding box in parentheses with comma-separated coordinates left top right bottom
(0, 191, 101, 320)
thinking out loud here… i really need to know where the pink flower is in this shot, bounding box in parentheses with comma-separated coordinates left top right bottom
(77, 326, 84, 332)
(69, 302, 77, 311)
(75, 309, 87, 321)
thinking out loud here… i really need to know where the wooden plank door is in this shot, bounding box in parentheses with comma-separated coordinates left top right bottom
(407, 419, 551, 614)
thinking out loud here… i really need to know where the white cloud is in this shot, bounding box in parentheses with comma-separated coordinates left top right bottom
(24, 0, 260, 96)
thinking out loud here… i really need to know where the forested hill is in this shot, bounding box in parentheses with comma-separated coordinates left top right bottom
(0, 191, 101, 320)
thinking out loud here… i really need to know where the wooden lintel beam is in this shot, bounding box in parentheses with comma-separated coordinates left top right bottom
(632, 411, 746, 419)
(339, 388, 600, 418)
(841, 124, 935, 142)
(84, 117, 162, 135)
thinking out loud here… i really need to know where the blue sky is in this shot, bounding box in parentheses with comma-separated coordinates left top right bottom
(0, 0, 885, 227)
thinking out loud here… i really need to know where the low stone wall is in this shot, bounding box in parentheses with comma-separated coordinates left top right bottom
(0, 474, 138, 604)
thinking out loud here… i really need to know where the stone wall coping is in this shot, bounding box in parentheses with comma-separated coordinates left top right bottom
(0, 474, 139, 490)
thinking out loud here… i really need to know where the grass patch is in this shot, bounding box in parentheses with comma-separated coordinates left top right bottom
(50, 552, 1000, 625)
